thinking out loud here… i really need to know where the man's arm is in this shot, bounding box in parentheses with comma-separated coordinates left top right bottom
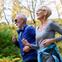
(22, 26, 39, 51)
(12, 35, 19, 48)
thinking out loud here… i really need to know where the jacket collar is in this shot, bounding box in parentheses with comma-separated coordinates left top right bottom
(17, 24, 28, 34)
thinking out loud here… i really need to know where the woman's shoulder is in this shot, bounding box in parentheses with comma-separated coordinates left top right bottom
(46, 19, 57, 30)
(47, 19, 56, 27)
(48, 19, 54, 25)
(47, 19, 60, 30)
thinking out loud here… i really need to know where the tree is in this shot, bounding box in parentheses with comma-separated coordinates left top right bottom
(11, 0, 21, 23)
(0, 0, 12, 25)
(60, 0, 62, 4)
(0, 0, 4, 21)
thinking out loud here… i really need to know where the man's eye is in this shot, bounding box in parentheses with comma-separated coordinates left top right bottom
(15, 19, 17, 23)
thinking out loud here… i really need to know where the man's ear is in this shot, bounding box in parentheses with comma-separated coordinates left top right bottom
(21, 20, 24, 24)
(23, 20, 26, 24)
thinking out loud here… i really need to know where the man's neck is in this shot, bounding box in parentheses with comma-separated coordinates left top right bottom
(19, 24, 26, 30)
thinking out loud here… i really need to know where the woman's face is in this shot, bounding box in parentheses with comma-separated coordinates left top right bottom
(36, 7, 48, 20)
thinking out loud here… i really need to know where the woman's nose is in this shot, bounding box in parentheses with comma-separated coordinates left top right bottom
(36, 12, 40, 14)
(36, 12, 40, 16)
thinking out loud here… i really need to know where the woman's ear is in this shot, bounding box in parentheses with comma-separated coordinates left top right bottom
(45, 11, 48, 16)
(44, 11, 48, 19)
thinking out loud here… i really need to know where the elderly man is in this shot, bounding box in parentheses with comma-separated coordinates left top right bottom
(12, 14, 37, 62)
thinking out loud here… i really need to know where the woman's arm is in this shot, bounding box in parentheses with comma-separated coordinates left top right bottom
(22, 38, 39, 50)
(51, 22, 62, 42)
(40, 22, 62, 46)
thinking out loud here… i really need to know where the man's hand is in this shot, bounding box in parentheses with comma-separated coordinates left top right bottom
(22, 38, 30, 46)
(22, 39, 31, 52)
(41, 38, 55, 47)
(12, 35, 17, 43)
(23, 46, 31, 52)
(12, 35, 19, 47)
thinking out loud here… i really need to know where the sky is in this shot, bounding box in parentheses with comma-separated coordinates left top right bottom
(0, 0, 62, 23)
(20, 0, 62, 19)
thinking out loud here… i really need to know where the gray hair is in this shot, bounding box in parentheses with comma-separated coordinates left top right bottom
(15, 13, 27, 22)
(37, 6, 52, 18)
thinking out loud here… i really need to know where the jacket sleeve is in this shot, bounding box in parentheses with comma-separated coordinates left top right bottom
(23, 26, 39, 49)
(50, 22, 62, 42)
(30, 41, 39, 50)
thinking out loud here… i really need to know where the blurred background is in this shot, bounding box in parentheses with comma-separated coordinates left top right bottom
(0, 0, 62, 62)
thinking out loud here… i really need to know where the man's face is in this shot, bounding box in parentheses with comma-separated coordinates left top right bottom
(15, 18, 24, 28)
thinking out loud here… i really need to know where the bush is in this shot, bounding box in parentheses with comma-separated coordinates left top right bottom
(0, 24, 22, 61)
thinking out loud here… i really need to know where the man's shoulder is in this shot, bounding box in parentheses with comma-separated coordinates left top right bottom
(25, 25, 35, 31)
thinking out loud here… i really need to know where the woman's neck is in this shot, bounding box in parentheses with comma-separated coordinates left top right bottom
(40, 18, 47, 26)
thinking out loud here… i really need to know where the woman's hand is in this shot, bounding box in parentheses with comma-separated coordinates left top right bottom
(41, 38, 55, 47)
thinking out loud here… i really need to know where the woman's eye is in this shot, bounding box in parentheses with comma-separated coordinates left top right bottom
(42, 9, 46, 11)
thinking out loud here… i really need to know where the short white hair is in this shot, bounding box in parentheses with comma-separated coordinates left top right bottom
(15, 13, 27, 21)
(36, 6, 52, 18)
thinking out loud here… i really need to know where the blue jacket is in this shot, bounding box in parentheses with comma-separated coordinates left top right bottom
(17, 24, 37, 62)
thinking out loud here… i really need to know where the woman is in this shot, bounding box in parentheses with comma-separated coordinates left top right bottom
(23, 6, 62, 62)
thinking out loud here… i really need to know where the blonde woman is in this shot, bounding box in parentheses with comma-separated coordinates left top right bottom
(23, 6, 62, 62)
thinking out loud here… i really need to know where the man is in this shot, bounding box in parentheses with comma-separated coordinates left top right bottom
(12, 14, 37, 62)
